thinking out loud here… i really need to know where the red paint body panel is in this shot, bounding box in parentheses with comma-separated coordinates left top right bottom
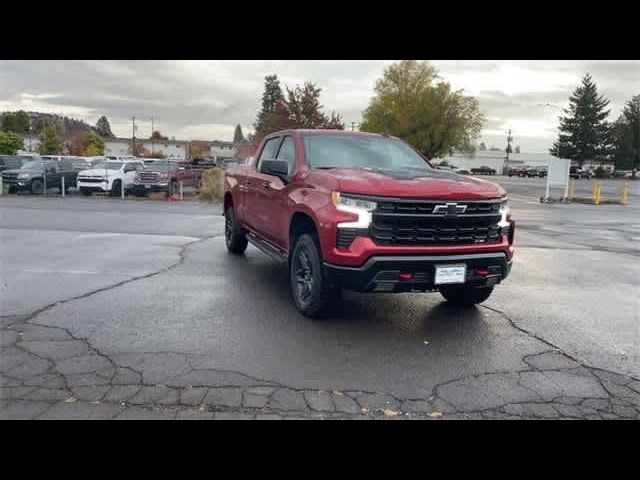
(224, 130, 514, 268)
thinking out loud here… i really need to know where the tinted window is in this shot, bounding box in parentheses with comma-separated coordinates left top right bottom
(276, 136, 296, 173)
(59, 160, 73, 170)
(257, 137, 281, 169)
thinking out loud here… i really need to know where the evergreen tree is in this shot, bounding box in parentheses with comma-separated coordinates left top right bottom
(254, 75, 285, 138)
(38, 125, 61, 154)
(479, 142, 487, 151)
(233, 124, 245, 143)
(551, 74, 611, 165)
(515, 145, 520, 154)
(612, 95, 640, 177)
(95, 116, 115, 138)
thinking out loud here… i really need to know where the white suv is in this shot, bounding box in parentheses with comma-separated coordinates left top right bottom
(77, 159, 144, 196)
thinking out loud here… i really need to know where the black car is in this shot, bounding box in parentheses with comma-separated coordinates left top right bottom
(471, 165, 497, 175)
(1, 157, 83, 194)
(569, 166, 591, 180)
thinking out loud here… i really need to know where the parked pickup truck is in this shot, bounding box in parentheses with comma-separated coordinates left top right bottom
(130, 160, 205, 196)
(77, 159, 145, 196)
(1, 157, 82, 194)
(471, 166, 497, 175)
(224, 130, 515, 318)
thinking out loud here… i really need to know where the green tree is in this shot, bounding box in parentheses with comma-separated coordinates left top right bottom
(515, 145, 521, 154)
(479, 142, 487, 151)
(1, 111, 30, 134)
(0, 131, 24, 154)
(86, 131, 105, 155)
(233, 124, 245, 143)
(254, 75, 285, 138)
(612, 95, 640, 177)
(38, 125, 61, 154)
(551, 74, 611, 165)
(95, 116, 115, 138)
(360, 60, 485, 159)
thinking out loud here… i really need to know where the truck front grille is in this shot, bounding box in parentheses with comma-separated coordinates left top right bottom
(138, 172, 160, 182)
(371, 197, 505, 246)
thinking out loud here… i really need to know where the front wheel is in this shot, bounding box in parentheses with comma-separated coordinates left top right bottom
(440, 286, 494, 307)
(225, 206, 248, 254)
(109, 180, 122, 197)
(80, 187, 92, 196)
(290, 234, 331, 318)
(30, 179, 44, 195)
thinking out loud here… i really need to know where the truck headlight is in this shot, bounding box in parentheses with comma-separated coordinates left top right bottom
(331, 191, 377, 228)
(498, 199, 510, 228)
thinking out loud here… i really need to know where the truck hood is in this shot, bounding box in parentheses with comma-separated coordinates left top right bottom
(1, 168, 41, 176)
(322, 167, 506, 200)
(78, 168, 117, 177)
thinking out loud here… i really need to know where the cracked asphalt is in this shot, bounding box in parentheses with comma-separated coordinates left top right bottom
(1, 179, 639, 420)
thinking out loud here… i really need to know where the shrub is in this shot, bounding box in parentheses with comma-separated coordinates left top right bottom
(594, 166, 609, 178)
(198, 167, 225, 202)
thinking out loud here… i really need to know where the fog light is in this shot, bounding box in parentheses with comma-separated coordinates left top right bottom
(399, 272, 414, 281)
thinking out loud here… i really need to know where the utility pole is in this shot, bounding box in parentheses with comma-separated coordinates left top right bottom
(505, 129, 513, 162)
(151, 117, 154, 155)
(349, 121, 360, 132)
(131, 116, 136, 156)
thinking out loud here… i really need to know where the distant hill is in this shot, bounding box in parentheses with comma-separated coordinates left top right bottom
(0, 111, 97, 138)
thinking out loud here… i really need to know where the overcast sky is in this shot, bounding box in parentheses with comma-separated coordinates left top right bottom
(1, 60, 638, 153)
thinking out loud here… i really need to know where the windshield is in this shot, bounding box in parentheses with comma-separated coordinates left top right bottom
(303, 135, 433, 171)
(20, 159, 45, 170)
(92, 162, 123, 170)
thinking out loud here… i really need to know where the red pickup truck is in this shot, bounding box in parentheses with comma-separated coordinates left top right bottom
(130, 160, 204, 196)
(224, 130, 514, 318)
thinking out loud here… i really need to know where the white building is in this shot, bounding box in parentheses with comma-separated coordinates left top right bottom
(210, 140, 237, 159)
(105, 138, 188, 158)
(434, 150, 566, 173)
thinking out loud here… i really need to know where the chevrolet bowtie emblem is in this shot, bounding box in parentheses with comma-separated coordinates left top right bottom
(433, 202, 467, 217)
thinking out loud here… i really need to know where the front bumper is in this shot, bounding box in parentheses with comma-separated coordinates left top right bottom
(130, 183, 169, 194)
(324, 252, 511, 293)
(78, 180, 108, 192)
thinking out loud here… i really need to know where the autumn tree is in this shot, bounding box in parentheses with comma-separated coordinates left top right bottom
(360, 60, 485, 159)
(150, 130, 168, 140)
(95, 116, 115, 138)
(253, 75, 345, 139)
(0, 131, 24, 154)
(38, 125, 62, 154)
(128, 140, 149, 157)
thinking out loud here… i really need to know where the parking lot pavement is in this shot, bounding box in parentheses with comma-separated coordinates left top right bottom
(1, 188, 639, 420)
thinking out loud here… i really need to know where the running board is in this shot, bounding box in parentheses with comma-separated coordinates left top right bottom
(246, 233, 288, 263)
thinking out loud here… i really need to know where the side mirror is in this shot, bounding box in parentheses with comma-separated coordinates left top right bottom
(260, 158, 288, 180)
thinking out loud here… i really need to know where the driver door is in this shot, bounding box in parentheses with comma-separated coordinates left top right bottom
(123, 162, 139, 187)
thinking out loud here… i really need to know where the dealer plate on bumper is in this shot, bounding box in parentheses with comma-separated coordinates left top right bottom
(434, 264, 466, 284)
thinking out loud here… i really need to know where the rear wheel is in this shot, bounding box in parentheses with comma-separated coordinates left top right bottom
(225, 206, 248, 254)
(290, 234, 331, 318)
(80, 187, 92, 196)
(440, 286, 494, 307)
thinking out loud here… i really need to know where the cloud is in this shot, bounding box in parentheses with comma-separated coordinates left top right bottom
(0, 60, 637, 151)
